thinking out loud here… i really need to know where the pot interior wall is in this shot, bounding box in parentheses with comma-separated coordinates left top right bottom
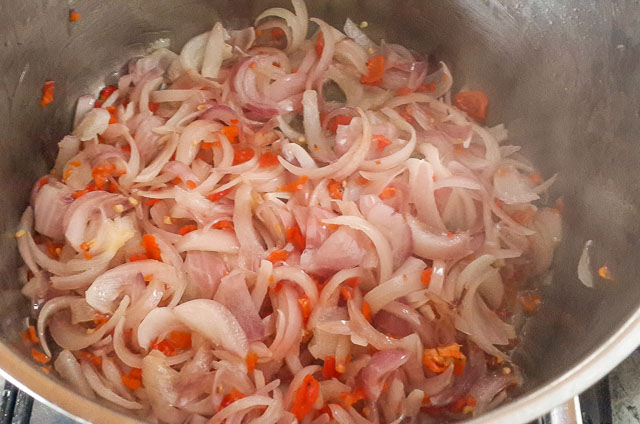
(0, 0, 639, 421)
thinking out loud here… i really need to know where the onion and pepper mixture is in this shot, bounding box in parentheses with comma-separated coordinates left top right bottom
(17, 1, 562, 423)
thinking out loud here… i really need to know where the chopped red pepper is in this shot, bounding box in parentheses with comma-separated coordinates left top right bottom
(340, 286, 353, 301)
(374, 134, 393, 153)
(168, 331, 192, 350)
(362, 301, 372, 322)
(200, 141, 220, 150)
(178, 225, 197, 236)
(105, 106, 118, 124)
(598, 265, 614, 281)
(290, 375, 320, 420)
(278, 176, 309, 192)
(21, 325, 39, 345)
(78, 351, 102, 366)
(298, 295, 312, 322)
(246, 352, 258, 372)
(121, 373, 142, 390)
(270, 28, 285, 39)
(69, 10, 81, 22)
(327, 115, 353, 133)
(148, 102, 160, 113)
(219, 388, 245, 411)
(221, 125, 240, 144)
(129, 253, 148, 262)
(327, 179, 343, 200)
(208, 187, 233, 203)
(213, 220, 234, 231)
(95, 86, 117, 108)
(345, 277, 361, 288)
(286, 225, 306, 251)
(379, 186, 396, 199)
(31, 348, 50, 364)
(40, 81, 55, 106)
(315, 32, 324, 56)
(421, 268, 433, 286)
(233, 148, 255, 165)
(267, 249, 289, 263)
(423, 344, 466, 375)
(528, 173, 543, 185)
(150, 331, 191, 357)
(338, 387, 366, 407)
(519, 293, 542, 313)
(395, 87, 412, 96)
(417, 82, 436, 92)
(356, 176, 369, 185)
(361, 55, 385, 85)
(258, 152, 279, 168)
(91, 163, 116, 190)
(144, 198, 161, 207)
(150, 339, 174, 356)
(454, 90, 489, 122)
(141, 234, 162, 261)
(322, 356, 341, 379)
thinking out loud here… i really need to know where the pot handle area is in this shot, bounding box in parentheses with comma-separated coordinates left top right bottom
(547, 397, 583, 424)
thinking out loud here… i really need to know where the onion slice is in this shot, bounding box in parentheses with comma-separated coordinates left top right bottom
(174, 299, 249, 357)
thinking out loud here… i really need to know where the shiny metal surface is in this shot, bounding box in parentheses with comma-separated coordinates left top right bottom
(0, 0, 639, 423)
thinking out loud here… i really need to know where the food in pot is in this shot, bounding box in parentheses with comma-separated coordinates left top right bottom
(16, 0, 561, 422)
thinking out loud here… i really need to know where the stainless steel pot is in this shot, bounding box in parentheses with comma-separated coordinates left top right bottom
(0, 1, 639, 423)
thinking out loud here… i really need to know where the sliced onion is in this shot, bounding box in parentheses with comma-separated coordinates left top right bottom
(37, 296, 81, 356)
(364, 271, 424, 314)
(33, 183, 73, 240)
(272, 265, 319, 306)
(81, 361, 143, 409)
(255, 0, 308, 52)
(578, 239, 594, 288)
(343, 18, 375, 51)
(269, 286, 303, 360)
(233, 183, 265, 266)
(47, 296, 130, 356)
(454, 255, 516, 357)
(214, 272, 266, 341)
(278, 108, 372, 180)
(113, 317, 144, 368)
(302, 90, 331, 155)
(356, 349, 409, 401)
(54, 350, 96, 399)
(184, 251, 227, 299)
(174, 299, 249, 357)
(54, 135, 81, 175)
(137, 307, 189, 350)
(85, 260, 184, 313)
(143, 351, 189, 424)
(201, 22, 226, 79)
(493, 166, 540, 205)
(322, 215, 393, 283)
(176, 120, 222, 165)
(73, 108, 110, 141)
(175, 228, 239, 253)
(209, 395, 275, 424)
(407, 216, 473, 260)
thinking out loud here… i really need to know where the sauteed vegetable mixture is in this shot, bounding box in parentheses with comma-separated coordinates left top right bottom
(17, 1, 561, 422)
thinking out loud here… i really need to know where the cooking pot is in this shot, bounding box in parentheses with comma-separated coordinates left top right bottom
(0, 0, 639, 423)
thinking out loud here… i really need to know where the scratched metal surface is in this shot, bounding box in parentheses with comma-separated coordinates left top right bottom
(611, 351, 640, 424)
